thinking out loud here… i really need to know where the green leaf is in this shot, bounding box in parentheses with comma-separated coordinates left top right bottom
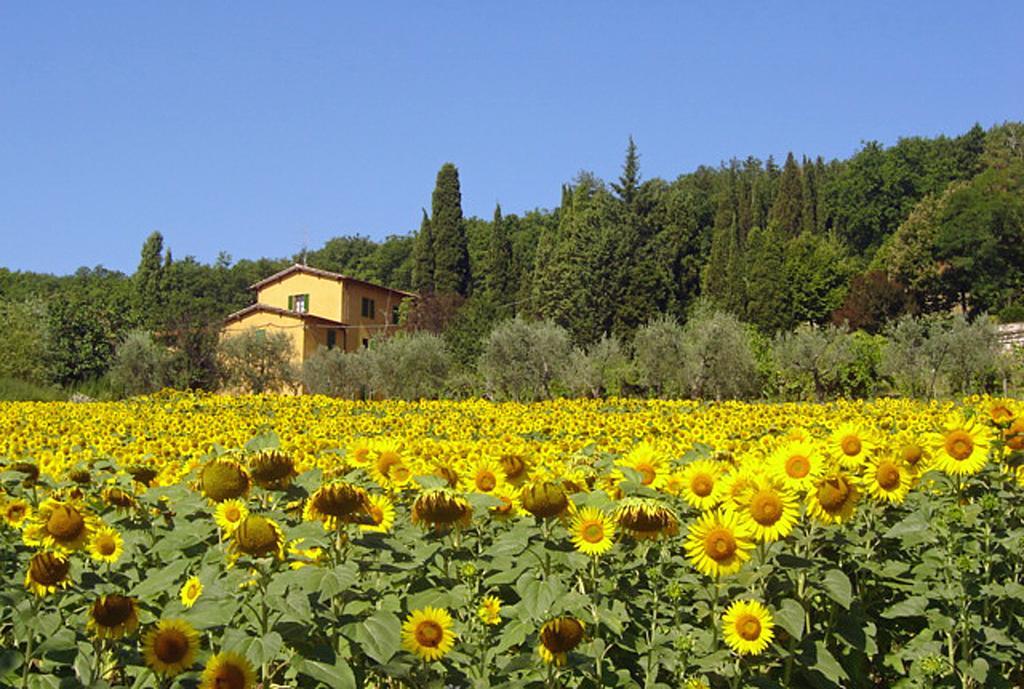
(130, 559, 190, 598)
(821, 569, 852, 609)
(355, 610, 402, 665)
(811, 641, 848, 684)
(298, 658, 357, 689)
(882, 596, 929, 619)
(774, 599, 804, 642)
(321, 563, 358, 598)
(245, 431, 280, 452)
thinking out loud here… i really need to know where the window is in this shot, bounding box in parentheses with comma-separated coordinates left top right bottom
(327, 330, 336, 350)
(361, 297, 375, 319)
(361, 338, 369, 349)
(391, 305, 400, 325)
(289, 294, 309, 313)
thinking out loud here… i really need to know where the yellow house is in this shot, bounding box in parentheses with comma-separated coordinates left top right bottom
(222, 264, 416, 366)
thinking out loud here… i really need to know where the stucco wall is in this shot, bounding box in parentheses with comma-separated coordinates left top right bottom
(342, 281, 407, 351)
(257, 273, 343, 322)
(222, 312, 308, 367)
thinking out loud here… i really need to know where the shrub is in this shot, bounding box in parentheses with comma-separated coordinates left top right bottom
(300, 347, 373, 399)
(630, 315, 687, 398)
(772, 325, 856, 401)
(0, 299, 50, 385)
(369, 331, 452, 400)
(680, 304, 760, 400)
(478, 318, 571, 401)
(564, 335, 631, 398)
(108, 331, 173, 398)
(218, 330, 295, 393)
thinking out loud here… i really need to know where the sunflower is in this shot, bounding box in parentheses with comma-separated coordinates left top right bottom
(892, 433, 933, 474)
(929, 412, 992, 476)
(677, 460, 723, 510)
(87, 594, 140, 639)
(520, 481, 569, 519)
(722, 599, 774, 656)
(1, 497, 31, 528)
(199, 459, 251, 502)
(180, 576, 203, 608)
(401, 607, 456, 662)
(1005, 418, 1024, 452)
(360, 493, 396, 533)
(615, 497, 679, 540)
(214, 499, 249, 533)
(619, 442, 667, 489)
(829, 422, 877, 469)
(461, 457, 507, 495)
(538, 617, 585, 666)
(684, 509, 755, 578)
(142, 619, 200, 677)
(125, 464, 159, 486)
(24, 551, 71, 596)
(411, 488, 473, 530)
(768, 441, 824, 491)
(199, 651, 256, 689)
(735, 478, 799, 543)
(569, 506, 616, 556)
(303, 482, 370, 530)
(499, 452, 532, 485)
(231, 514, 286, 560)
(247, 450, 297, 489)
(22, 498, 98, 552)
(806, 470, 860, 525)
(88, 525, 124, 564)
(478, 596, 502, 625)
(860, 455, 912, 504)
(490, 489, 523, 520)
(287, 538, 325, 569)
(369, 442, 411, 489)
(101, 486, 138, 511)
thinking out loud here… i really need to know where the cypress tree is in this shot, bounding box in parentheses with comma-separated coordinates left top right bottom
(412, 209, 435, 293)
(745, 221, 791, 332)
(770, 152, 804, 237)
(485, 203, 515, 310)
(801, 155, 818, 235)
(430, 163, 471, 295)
(134, 231, 165, 329)
(611, 136, 640, 210)
(530, 185, 570, 317)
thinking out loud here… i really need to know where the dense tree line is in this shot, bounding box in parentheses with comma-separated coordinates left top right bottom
(1, 121, 1022, 398)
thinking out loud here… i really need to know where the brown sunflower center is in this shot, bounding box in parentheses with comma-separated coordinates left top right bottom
(211, 662, 247, 689)
(390, 464, 411, 483)
(235, 516, 280, 556)
(91, 596, 135, 628)
(944, 430, 973, 461)
(900, 444, 923, 465)
(785, 455, 810, 479)
(415, 621, 444, 648)
(476, 472, 497, 492)
(368, 504, 384, 525)
(636, 464, 656, 486)
(7, 504, 27, 521)
(750, 490, 783, 526)
(840, 435, 862, 456)
(224, 506, 241, 522)
(29, 553, 69, 586)
(154, 629, 189, 663)
(581, 521, 605, 543)
(377, 452, 401, 477)
(690, 473, 714, 497)
(540, 618, 585, 653)
(875, 462, 901, 491)
(817, 476, 851, 512)
(96, 536, 117, 556)
(703, 527, 737, 561)
(47, 505, 85, 541)
(737, 613, 762, 641)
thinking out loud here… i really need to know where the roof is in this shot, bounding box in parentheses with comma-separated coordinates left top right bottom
(223, 303, 347, 327)
(249, 264, 417, 297)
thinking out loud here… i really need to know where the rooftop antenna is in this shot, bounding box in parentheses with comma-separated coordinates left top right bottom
(300, 227, 309, 266)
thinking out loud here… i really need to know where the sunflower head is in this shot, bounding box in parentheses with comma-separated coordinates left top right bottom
(215, 499, 249, 533)
(478, 596, 502, 625)
(520, 481, 569, 519)
(199, 651, 256, 689)
(102, 486, 138, 511)
(199, 459, 251, 502)
(180, 576, 203, 608)
(68, 467, 93, 485)
(411, 488, 473, 530)
(615, 497, 679, 540)
(539, 617, 585, 665)
(87, 594, 140, 639)
(232, 514, 285, 559)
(23, 498, 95, 551)
(11, 461, 40, 485)
(143, 619, 200, 678)
(401, 607, 457, 662)
(25, 551, 71, 596)
(722, 599, 774, 656)
(807, 470, 861, 525)
(2, 497, 31, 528)
(125, 464, 159, 486)
(304, 482, 370, 528)
(88, 525, 124, 563)
(247, 450, 298, 490)
(684, 509, 755, 578)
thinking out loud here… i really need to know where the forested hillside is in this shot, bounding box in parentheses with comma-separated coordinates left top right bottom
(2, 122, 1021, 394)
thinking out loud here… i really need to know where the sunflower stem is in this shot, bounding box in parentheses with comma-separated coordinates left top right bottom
(20, 597, 40, 689)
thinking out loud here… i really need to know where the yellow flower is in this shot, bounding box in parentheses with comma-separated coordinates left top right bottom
(287, 538, 325, 569)
(247, 450, 297, 489)
(1, 497, 32, 528)
(768, 441, 824, 491)
(722, 599, 774, 655)
(401, 607, 456, 662)
(735, 478, 800, 543)
(684, 509, 754, 578)
(569, 506, 616, 556)
(24, 551, 71, 596)
(180, 576, 203, 608)
(677, 460, 723, 510)
(929, 412, 991, 476)
(478, 596, 502, 625)
(461, 457, 508, 495)
(22, 498, 97, 552)
(87, 594, 140, 639)
(199, 651, 256, 689)
(829, 422, 877, 469)
(615, 497, 679, 540)
(303, 482, 370, 530)
(369, 441, 412, 489)
(143, 619, 200, 677)
(619, 441, 667, 489)
(806, 470, 860, 525)
(538, 617, 585, 666)
(411, 488, 473, 531)
(859, 455, 912, 504)
(360, 493, 396, 533)
(88, 525, 124, 563)
(231, 514, 286, 560)
(214, 499, 249, 533)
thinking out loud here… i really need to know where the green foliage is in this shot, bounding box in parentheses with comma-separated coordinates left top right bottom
(0, 376, 63, 402)
(679, 301, 760, 400)
(478, 318, 572, 401)
(300, 347, 373, 399)
(218, 330, 296, 393)
(772, 324, 858, 401)
(134, 231, 166, 330)
(0, 299, 49, 384)
(367, 331, 451, 400)
(412, 210, 435, 294)
(443, 295, 502, 368)
(484, 204, 516, 307)
(564, 334, 632, 398)
(430, 163, 471, 295)
(745, 222, 789, 332)
(630, 315, 687, 398)
(770, 151, 804, 237)
(107, 330, 174, 398)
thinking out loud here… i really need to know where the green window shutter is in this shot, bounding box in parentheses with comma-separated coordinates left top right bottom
(288, 295, 294, 311)
(305, 294, 310, 312)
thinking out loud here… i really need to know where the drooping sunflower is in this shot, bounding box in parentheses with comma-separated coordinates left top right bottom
(142, 618, 200, 678)
(619, 442, 668, 489)
(829, 422, 877, 469)
(735, 478, 800, 543)
(929, 412, 992, 477)
(460, 457, 507, 496)
(401, 607, 456, 662)
(24, 550, 71, 596)
(124, 464, 159, 487)
(360, 493, 396, 533)
(722, 599, 774, 656)
(615, 497, 680, 540)
(569, 506, 616, 556)
(180, 576, 203, 608)
(303, 482, 370, 529)
(87, 594, 140, 639)
(859, 454, 913, 505)
(214, 499, 249, 533)
(684, 509, 755, 578)
(538, 617, 585, 666)
(22, 498, 98, 552)
(520, 481, 569, 519)
(1, 497, 32, 528)
(247, 450, 298, 490)
(677, 460, 724, 510)
(1005, 417, 1024, 452)
(199, 651, 256, 689)
(230, 514, 286, 560)
(101, 486, 138, 511)
(768, 441, 824, 492)
(411, 488, 473, 530)
(806, 469, 860, 525)
(88, 525, 124, 564)
(478, 596, 502, 626)
(498, 452, 532, 486)
(199, 458, 251, 502)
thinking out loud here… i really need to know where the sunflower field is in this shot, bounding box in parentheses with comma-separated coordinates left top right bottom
(2, 392, 1024, 689)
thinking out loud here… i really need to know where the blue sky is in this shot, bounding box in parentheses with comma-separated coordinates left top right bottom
(1, 2, 1021, 275)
